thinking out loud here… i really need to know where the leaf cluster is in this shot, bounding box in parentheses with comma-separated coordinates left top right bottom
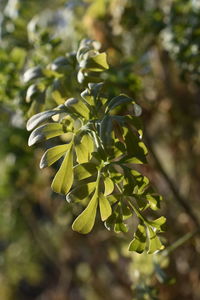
(26, 39, 166, 254)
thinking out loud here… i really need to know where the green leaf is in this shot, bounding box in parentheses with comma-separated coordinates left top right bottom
(23, 66, 43, 83)
(51, 147, 73, 194)
(26, 84, 45, 103)
(65, 98, 90, 119)
(72, 188, 98, 234)
(40, 144, 70, 168)
(125, 115, 143, 137)
(81, 88, 95, 106)
(146, 194, 162, 210)
(129, 225, 147, 253)
(84, 53, 109, 72)
(134, 196, 149, 211)
(148, 217, 167, 232)
(28, 123, 64, 146)
(99, 193, 112, 221)
(51, 56, 71, 73)
(147, 227, 165, 254)
(104, 177, 114, 196)
(100, 115, 114, 148)
(74, 162, 98, 180)
(122, 130, 147, 163)
(27, 109, 65, 131)
(106, 94, 133, 113)
(75, 133, 94, 164)
(114, 222, 128, 233)
(132, 171, 149, 194)
(88, 82, 104, 97)
(120, 156, 146, 164)
(66, 182, 96, 203)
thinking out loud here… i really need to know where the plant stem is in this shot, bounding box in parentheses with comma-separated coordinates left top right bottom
(161, 228, 200, 256)
(145, 131, 200, 228)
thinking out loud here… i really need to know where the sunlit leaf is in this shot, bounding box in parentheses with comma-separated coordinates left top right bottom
(146, 194, 162, 210)
(114, 222, 128, 233)
(66, 182, 96, 203)
(72, 188, 98, 234)
(23, 66, 43, 83)
(28, 123, 64, 146)
(84, 53, 109, 72)
(26, 84, 45, 103)
(74, 162, 98, 180)
(51, 147, 73, 194)
(104, 177, 114, 196)
(148, 217, 167, 232)
(27, 109, 65, 131)
(81, 88, 95, 106)
(75, 133, 94, 164)
(129, 225, 147, 253)
(65, 98, 90, 119)
(99, 193, 112, 221)
(147, 227, 165, 254)
(40, 144, 70, 168)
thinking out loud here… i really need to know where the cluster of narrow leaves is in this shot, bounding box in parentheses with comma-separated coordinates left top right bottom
(26, 39, 166, 254)
(23, 39, 109, 116)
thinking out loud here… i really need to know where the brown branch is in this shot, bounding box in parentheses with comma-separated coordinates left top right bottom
(145, 132, 200, 228)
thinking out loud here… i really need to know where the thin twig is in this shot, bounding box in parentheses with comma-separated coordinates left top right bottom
(161, 228, 200, 256)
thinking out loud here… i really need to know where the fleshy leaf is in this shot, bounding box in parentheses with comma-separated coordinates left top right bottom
(100, 115, 114, 148)
(72, 188, 98, 234)
(99, 193, 112, 221)
(28, 123, 64, 146)
(147, 227, 165, 254)
(148, 216, 167, 232)
(27, 109, 65, 131)
(66, 182, 96, 203)
(40, 144, 70, 168)
(129, 225, 147, 253)
(65, 98, 89, 119)
(104, 177, 114, 196)
(81, 88, 95, 106)
(146, 194, 162, 211)
(51, 147, 73, 194)
(23, 66, 43, 83)
(114, 222, 128, 233)
(106, 94, 133, 113)
(84, 53, 109, 72)
(74, 162, 98, 180)
(26, 84, 45, 103)
(75, 133, 94, 164)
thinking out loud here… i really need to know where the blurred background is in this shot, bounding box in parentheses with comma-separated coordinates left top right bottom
(1, 0, 200, 299)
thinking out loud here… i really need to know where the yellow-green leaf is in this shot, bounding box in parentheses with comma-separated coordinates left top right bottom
(65, 98, 90, 119)
(104, 177, 114, 196)
(66, 182, 96, 203)
(147, 227, 164, 254)
(99, 193, 112, 221)
(129, 225, 146, 253)
(40, 144, 70, 168)
(75, 133, 94, 164)
(27, 109, 64, 131)
(72, 188, 98, 234)
(74, 163, 97, 180)
(84, 53, 109, 72)
(28, 123, 64, 146)
(51, 147, 73, 194)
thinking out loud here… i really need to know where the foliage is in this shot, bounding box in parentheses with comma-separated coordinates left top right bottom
(26, 38, 166, 253)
